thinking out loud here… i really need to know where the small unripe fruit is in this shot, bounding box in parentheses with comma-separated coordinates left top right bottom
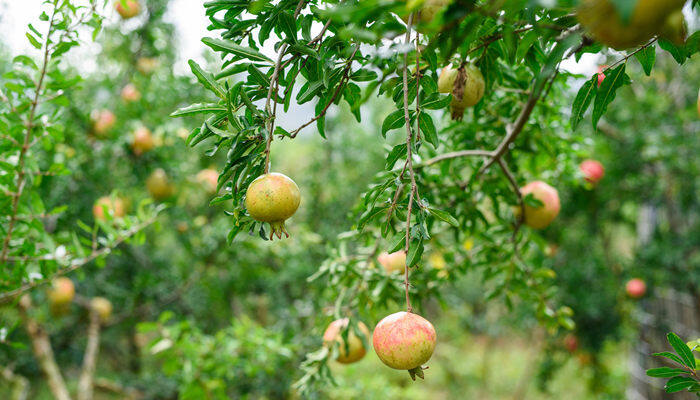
(400, 0, 451, 30)
(48, 277, 75, 306)
(438, 64, 485, 120)
(323, 318, 370, 364)
(136, 57, 159, 74)
(131, 127, 155, 155)
(520, 181, 560, 229)
(90, 110, 116, 137)
(115, 0, 140, 19)
(121, 83, 141, 102)
(196, 168, 219, 194)
(93, 196, 126, 220)
(564, 334, 579, 353)
(580, 159, 605, 185)
(373, 312, 436, 373)
(146, 169, 174, 200)
(377, 251, 406, 274)
(626, 278, 646, 299)
(245, 173, 300, 239)
(90, 297, 113, 323)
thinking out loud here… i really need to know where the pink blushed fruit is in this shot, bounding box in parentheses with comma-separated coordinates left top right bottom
(373, 311, 436, 379)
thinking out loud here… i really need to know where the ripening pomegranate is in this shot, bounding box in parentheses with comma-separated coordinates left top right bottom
(131, 127, 155, 155)
(245, 173, 300, 239)
(626, 278, 646, 299)
(93, 196, 126, 220)
(90, 109, 116, 137)
(577, 0, 686, 49)
(196, 168, 219, 194)
(136, 57, 159, 74)
(660, 10, 687, 45)
(519, 181, 560, 229)
(146, 169, 174, 200)
(564, 334, 579, 353)
(115, 0, 140, 19)
(323, 318, 370, 364)
(596, 66, 607, 87)
(90, 297, 113, 323)
(580, 159, 605, 185)
(121, 83, 141, 102)
(373, 312, 436, 378)
(437, 64, 485, 120)
(377, 251, 406, 274)
(48, 277, 75, 306)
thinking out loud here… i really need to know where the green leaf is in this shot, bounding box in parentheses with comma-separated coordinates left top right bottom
(668, 333, 696, 369)
(188, 60, 226, 99)
(427, 207, 459, 227)
(653, 352, 685, 365)
(534, 33, 581, 95)
(288, 43, 319, 59)
(646, 367, 690, 378)
(171, 103, 226, 117)
(26, 33, 42, 49)
(406, 238, 423, 267)
(418, 112, 438, 148)
(386, 143, 407, 169)
(278, 11, 297, 41)
(658, 38, 687, 64)
(381, 110, 405, 137)
(592, 63, 629, 130)
(421, 93, 452, 110)
(571, 76, 596, 131)
(665, 376, 696, 393)
(634, 45, 656, 76)
(201, 37, 273, 63)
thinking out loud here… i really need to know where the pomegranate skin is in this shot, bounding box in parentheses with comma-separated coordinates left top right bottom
(323, 318, 370, 364)
(115, 0, 140, 19)
(48, 277, 75, 306)
(93, 196, 126, 220)
(372, 311, 436, 371)
(245, 173, 300, 239)
(520, 181, 561, 229)
(626, 278, 646, 299)
(580, 159, 605, 185)
(377, 251, 406, 274)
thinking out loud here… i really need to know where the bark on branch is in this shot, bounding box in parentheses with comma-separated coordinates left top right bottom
(77, 308, 101, 400)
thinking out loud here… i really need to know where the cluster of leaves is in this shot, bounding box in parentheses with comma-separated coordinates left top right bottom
(0, 0, 161, 303)
(646, 332, 700, 396)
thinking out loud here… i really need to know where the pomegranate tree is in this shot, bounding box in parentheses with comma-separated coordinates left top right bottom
(323, 318, 370, 364)
(437, 64, 485, 120)
(372, 311, 436, 380)
(377, 250, 406, 274)
(626, 278, 647, 299)
(519, 181, 560, 229)
(245, 173, 300, 239)
(580, 159, 605, 185)
(115, 0, 140, 19)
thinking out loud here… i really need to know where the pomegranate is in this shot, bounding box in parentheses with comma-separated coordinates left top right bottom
(115, 0, 140, 19)
(245, 173, 300, 239)
(580, 159, 605, 185)
(596, 65, 606, 87)
(90, 109, 116, 137)
(323, 318, 370, 364)
(626, 278, 646, 299)
(90, 297, 113, 323)
(136, 57, 160, 74)
(48, 277, 75, 306)
(519, 181, 560, 229)
(564, 334, 579, 353)
(373, 311, 436, 379)
(377, 250, 406, 274)
(400, 0, 451, 30)
(196, 168, 219, 194)
(437, 64, 485, 120)
(93, 196, 126, 220)
(121, 83, 141, 102)
(660, 10, 687, 45)
(577, 0, 686, 49)
(146, 169, 174, 200)
(131, 127, 155, 155)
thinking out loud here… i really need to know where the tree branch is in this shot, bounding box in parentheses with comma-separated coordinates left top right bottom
(1, 367, 29, 400)
(77, 308, 101, 400)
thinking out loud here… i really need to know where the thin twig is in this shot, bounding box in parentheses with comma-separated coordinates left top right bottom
(77, 308, 101, 400)
(401, 13, 416, 313)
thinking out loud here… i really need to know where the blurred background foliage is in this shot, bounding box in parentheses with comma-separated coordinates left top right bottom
(0, 0, 698, 399)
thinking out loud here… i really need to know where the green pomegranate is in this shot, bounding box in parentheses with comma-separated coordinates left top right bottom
(577, 0, 686, 49)
(245, 173, 301, 239)
(438, 64, 485, 120)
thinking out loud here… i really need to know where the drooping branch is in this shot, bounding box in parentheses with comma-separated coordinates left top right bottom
(1, 366, 29, 400)
(18, 295, 72, 400)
